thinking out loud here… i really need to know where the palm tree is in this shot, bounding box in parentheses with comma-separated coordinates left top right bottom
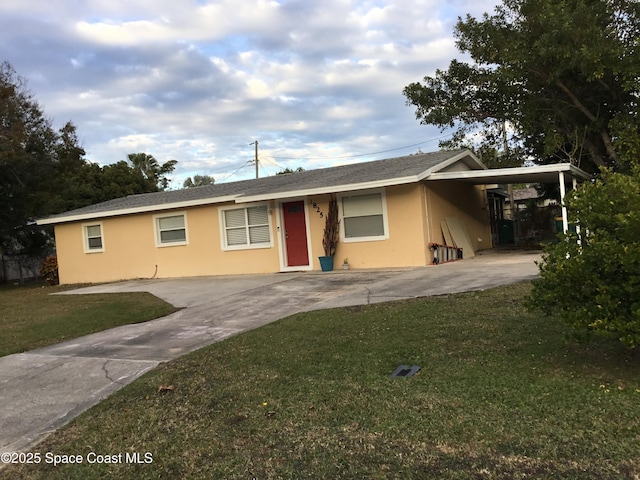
(126, 153, 177, 190)
(183, 175, 215, 188)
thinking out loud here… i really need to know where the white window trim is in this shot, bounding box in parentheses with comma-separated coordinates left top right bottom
(219, 202, 274, 251)
(82, 222, 104, 253)
(153, 212, 189, 247)
(338, 189, 390, 243)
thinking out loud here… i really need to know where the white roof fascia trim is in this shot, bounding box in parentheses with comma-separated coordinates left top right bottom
(235, 176, 420, 203)
(567, 164, 592, 181)
(427, 164, 590, 182)
(420, 150, 488, 179)
(36, 195, 240, 225)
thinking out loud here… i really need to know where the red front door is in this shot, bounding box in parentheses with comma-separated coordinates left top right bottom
(282, 201, 309, 267)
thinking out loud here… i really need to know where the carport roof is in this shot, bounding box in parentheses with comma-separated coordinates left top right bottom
(428, 163, 591, 184)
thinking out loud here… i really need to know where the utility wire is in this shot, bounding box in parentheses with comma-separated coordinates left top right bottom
(257, 143, 286, 171)
(269, 134, 451, 160)
(216, 132, 453, 182)
(216, 160, 253, 183)
(258, 159, 269, 177)
(260, 156, 286, 171)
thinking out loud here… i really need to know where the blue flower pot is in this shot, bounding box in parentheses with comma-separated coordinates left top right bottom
(318, 256, 334, 272)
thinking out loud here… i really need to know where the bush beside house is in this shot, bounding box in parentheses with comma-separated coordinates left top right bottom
(527, 167, 640, 348)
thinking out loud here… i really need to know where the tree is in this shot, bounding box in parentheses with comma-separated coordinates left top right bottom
(276, 167, 306, 175)
(183, 174, 215, 188)
(0, 61, 58, 253)
(126, 152, 177, 190)
(47, 121, 89, 213)
(0, 62, 180, 254)
(527, 167, 640, 348)
(403, 0, 640, 172)
(47, 133, 167, 216)
(98, 161, 161, 199)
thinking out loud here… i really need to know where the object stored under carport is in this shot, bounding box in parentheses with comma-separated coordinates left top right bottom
(390, 365, 421, 378)
(440, 220, 455, 247)
(498, 219, 515, 244)
(429, 243, 463, 265)
(444, 217, 475, 258)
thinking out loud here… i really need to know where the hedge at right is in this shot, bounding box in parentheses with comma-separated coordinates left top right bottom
(527, 167, 640, 348)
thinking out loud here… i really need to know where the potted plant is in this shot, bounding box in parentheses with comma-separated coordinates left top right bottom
(319, 195, 340, 271)
(342, 257, 349, 270)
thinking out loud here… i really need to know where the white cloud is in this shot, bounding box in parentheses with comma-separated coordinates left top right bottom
(75, 0, 286, 46)
(0, 0, 503, 183)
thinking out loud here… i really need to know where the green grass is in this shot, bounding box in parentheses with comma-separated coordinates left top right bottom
(4, 283, 640, 479)
(0, 282, 178, 357)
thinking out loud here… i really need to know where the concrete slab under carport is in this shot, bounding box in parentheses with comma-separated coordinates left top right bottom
(308, 248, 542, 309)
(0, 249, 541, 459)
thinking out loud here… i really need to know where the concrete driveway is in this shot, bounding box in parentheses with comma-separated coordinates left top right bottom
(0, 249, 540, 457)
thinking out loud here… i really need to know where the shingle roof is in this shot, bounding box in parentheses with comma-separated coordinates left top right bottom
(38, 149, 474, 224)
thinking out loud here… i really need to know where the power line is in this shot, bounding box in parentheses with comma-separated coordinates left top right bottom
(258, 158, 269, 177)
(260, 155, 286, 171)
(208, 132, 454, 183)
(216, 160, 253, 183)
(269, 134, 452, 161)
(256, 142, 286, 171)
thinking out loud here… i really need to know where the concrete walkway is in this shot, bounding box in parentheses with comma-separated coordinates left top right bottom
(0, 250, 540, 456)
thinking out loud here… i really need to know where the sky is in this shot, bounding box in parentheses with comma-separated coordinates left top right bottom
(0, 0, 502, 186)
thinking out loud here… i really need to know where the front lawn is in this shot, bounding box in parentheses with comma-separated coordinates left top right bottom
(0, 282, 178, 357)
(4, 282, 640, 479)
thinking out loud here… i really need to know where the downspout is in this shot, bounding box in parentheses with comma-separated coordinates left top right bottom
(424, 184, 433, 245)
(422, 183, 431, 245)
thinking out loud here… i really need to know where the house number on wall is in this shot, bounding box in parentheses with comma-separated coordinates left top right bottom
(311, 201, 324, 218)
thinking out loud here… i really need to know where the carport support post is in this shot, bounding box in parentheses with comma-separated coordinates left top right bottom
(559, 171, 568, 234)
(572, 177, 582, 244)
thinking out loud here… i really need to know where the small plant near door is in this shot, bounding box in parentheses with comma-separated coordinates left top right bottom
(319, 195, 340, 271)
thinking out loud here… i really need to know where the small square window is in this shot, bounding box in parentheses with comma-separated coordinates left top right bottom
(83, 223, 104, 253)
(154, 213, 188, 246)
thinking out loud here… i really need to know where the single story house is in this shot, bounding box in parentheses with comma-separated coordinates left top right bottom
(37, 149, 590, 284)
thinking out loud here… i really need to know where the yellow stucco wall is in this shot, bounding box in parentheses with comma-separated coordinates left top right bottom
(307, 184, 428, 270)
(53, 182, 490, 284)
(424, 181, 492, 253)
(55, 203, 282, 284)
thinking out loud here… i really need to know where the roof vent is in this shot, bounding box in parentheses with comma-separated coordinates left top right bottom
(390, 365, 421, 378)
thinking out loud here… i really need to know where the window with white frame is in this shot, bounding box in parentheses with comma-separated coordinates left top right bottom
(83, 223, 104, 252)
(155, 214, 187, 246)
(222, 205, 271, 249)
(342, 192, 387, 240)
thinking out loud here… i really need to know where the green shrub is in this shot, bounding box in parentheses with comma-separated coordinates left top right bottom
(39, 255, 59, 285)
(527, 167, 640, 348)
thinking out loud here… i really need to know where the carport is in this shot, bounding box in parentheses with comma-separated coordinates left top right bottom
(427, 163, 592, 234)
